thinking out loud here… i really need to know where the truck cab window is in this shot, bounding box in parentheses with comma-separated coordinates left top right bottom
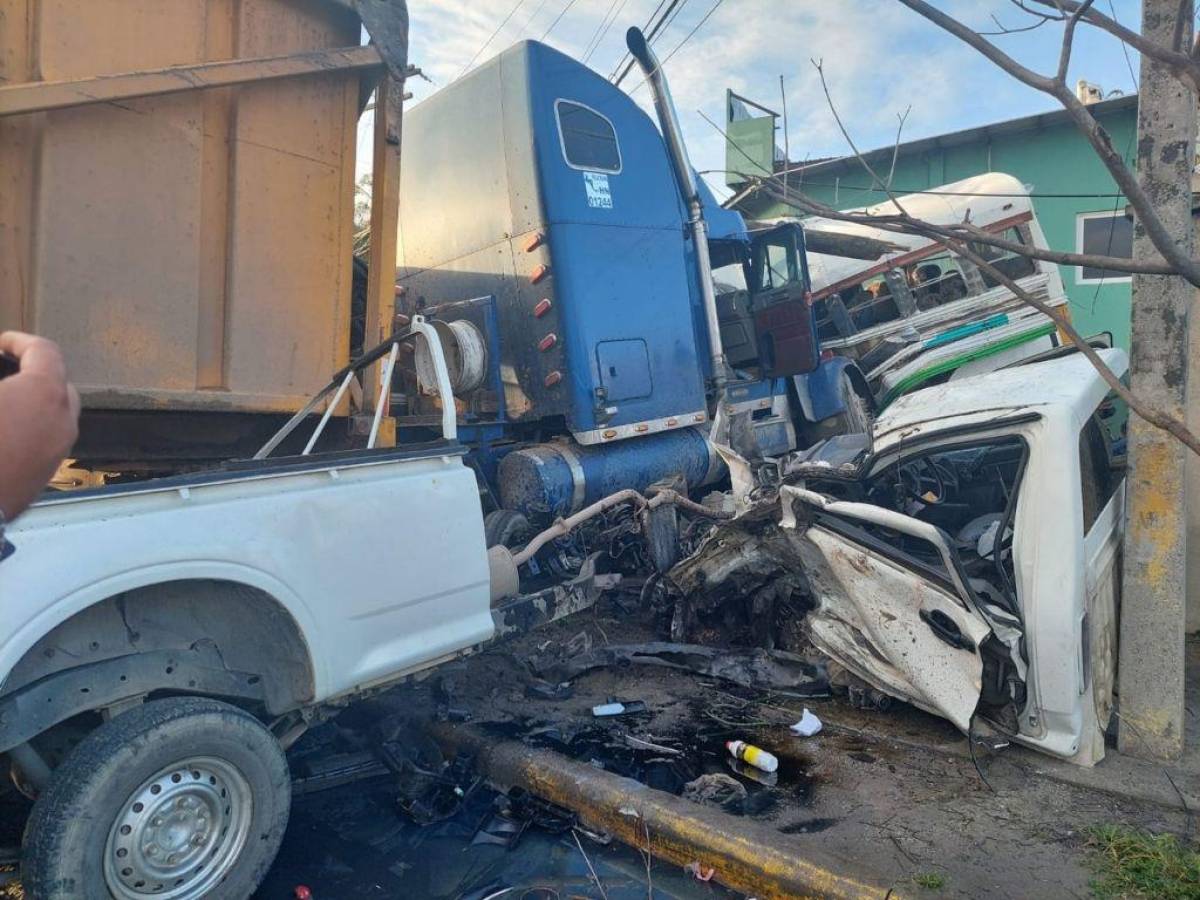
(750, 231, 803, 293)
(555, 100, 621, 172)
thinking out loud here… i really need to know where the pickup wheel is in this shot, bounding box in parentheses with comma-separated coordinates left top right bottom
(22, 697, 290, 900)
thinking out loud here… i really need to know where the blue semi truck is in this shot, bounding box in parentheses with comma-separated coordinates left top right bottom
(394, 29, 870, 540)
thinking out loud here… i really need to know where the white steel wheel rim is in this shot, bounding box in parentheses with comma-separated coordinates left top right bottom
(103, 756, 254, 900)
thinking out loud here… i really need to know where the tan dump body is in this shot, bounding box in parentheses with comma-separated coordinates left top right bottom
(0, 0, 375, 415)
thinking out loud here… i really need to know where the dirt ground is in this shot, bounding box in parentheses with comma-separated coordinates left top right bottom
(349, 591, 1194, 900)
(2, 590, 1194, 899)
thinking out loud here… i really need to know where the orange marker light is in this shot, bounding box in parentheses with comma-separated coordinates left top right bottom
(533, 298, 552, 317)
(538, 333, 557, 352)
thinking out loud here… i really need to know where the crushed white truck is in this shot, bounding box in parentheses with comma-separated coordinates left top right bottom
(676, 348, 1127, 767)
(1, 340, 1126, 897)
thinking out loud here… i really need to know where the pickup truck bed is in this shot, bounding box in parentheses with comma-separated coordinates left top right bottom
(0, 440, 493, 734)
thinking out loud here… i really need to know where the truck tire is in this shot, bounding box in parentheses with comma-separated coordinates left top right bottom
(484, 509, 531, 549)
(22, 697, 290, 900)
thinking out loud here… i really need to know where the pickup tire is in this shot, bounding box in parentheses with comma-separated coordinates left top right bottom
(22, 697, 290, 900)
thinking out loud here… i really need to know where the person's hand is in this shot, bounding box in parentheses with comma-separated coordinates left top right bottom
(0, 331, 81, 520)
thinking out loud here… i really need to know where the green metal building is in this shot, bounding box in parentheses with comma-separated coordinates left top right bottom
(724, 92, 1137, 351)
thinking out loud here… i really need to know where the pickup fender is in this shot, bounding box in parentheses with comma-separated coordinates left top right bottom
(0, 561, 325, 706)
(791, 356, 871, 424)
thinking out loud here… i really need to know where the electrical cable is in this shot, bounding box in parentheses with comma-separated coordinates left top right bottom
(627, 0, 726, 94)
(541, 0, 581, 41)
(1084, 0, 1138, 317)
(612, 0, 685, 85)
(457, 0, 529, 78)
(583, 0, 632, 64)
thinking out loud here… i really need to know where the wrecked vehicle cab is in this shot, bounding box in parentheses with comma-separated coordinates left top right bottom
(684, 349, 1126, 766)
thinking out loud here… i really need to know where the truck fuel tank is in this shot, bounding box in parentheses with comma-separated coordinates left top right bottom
(498, 428, 721, 516)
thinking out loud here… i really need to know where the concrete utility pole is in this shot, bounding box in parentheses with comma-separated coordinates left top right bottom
(1118, 0, 1197, 761)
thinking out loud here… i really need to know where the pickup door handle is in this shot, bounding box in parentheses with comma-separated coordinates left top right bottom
(919, 608, 977, 652)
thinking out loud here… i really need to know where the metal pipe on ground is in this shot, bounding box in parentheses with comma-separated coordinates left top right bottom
(431, 723, 903, 900)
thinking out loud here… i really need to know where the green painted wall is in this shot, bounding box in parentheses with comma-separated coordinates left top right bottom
(734, 103, 1137, 352)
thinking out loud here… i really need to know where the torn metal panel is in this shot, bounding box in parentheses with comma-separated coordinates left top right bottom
(791, 527, 988, 733)
(490, 555, 619, 639)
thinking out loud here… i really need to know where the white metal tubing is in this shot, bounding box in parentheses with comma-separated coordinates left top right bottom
(302, 369, 357, 456)
(367, 342, 400, 449)
(410, 315, 458, 442)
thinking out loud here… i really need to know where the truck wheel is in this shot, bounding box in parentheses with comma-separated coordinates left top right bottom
(484, 509, 531, 549)
(22, 697, 290, 900)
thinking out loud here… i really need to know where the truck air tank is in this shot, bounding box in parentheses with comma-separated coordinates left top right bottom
(498, 428, 721, 516)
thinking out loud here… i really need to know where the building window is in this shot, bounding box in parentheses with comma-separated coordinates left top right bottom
(555, 100, 621, 173)
(1076, 211, 1133, 284)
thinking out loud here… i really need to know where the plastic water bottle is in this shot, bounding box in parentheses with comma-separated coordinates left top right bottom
(725, 739, 779, 773)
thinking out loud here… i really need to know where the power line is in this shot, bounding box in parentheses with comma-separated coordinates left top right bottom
(656, 0, 690, 37)
(612, 0, 685, 85)
(628, 0, 727, 94)
(608, 0, 668, 79)
(541, 0, 581, 41)
(1086, 0, 1139, 315)
(583, 0, 633, 64)
(523, 0, 555, 33)
(458, 0, 528, 78)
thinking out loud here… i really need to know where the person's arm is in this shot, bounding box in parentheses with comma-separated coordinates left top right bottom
(0, 331, 80, 520)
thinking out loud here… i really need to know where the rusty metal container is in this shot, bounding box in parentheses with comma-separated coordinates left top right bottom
(0, 0, 372, 424)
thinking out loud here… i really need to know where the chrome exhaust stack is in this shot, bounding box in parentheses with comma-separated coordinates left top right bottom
(625, 27, 728, 396)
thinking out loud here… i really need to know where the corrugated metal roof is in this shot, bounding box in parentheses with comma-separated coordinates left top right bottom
(776, 93, 1137, 181)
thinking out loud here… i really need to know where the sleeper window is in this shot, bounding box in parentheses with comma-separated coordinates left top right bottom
(556, 100, 621, 173)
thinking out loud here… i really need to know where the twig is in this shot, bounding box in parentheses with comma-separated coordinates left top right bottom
(572, 828, 610, 900)
(896, 0, 1200, 288)
(886, 107, 911, 191)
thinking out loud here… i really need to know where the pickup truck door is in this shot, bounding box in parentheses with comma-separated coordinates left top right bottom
(780, 486, 992, 732)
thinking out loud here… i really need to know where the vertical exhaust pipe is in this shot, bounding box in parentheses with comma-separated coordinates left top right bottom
(625, 27, 728, 396)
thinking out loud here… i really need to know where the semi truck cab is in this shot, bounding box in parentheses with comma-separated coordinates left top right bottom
(395, 33, 861, 523)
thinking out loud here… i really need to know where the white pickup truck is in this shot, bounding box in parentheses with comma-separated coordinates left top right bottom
(0, 321, 586, 899)
(1, 335, 1128, 899)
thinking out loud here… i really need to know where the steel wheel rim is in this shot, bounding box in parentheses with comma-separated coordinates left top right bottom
(103, 756, 253, 900)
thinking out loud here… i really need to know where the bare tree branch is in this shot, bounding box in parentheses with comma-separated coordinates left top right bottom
(896, 0, 1200, 288)
(1027, 0, 1200, 87)
(887, 106, 912, 190)
(752, 181, 1200, 456)
(1056, 0, 1095, 83)
(738, 50, 1200, 457)
(752, 180, 1175, 275)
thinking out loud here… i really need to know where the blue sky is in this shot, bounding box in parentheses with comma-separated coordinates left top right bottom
(361, 1, 1144, 196)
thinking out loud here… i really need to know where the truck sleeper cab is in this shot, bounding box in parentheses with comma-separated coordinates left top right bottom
(395, 39, 848, 526)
